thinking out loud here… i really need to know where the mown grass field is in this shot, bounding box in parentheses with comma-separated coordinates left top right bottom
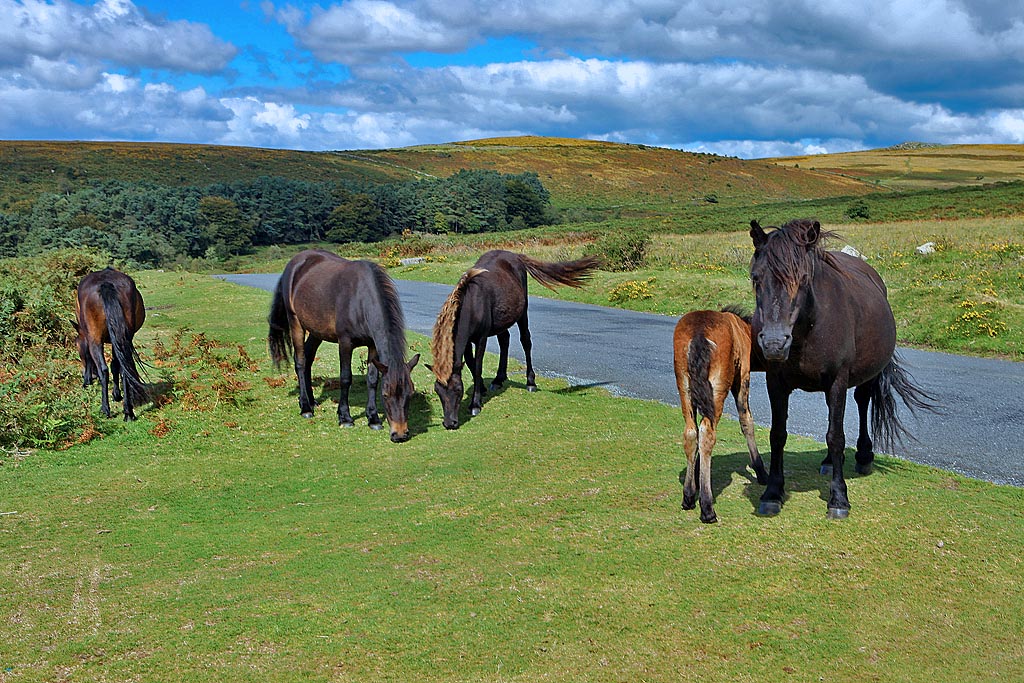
(3, 270, 1024, 682)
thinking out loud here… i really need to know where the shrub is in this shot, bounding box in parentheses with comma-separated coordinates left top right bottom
(585, 230, 651, 272)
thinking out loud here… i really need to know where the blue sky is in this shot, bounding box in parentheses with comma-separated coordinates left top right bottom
(2, 0, 1024, 157)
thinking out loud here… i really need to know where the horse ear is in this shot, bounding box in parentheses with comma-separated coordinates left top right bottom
(406, 353, 420, 371)
(807, 220, 821, 245)
(371, 359, 388, 374)
(424, 362, 434, 372)
(750, 220, 768, 248)
(70, 319, 79, 332)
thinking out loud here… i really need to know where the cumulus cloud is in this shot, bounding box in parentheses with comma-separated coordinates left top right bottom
(0, 0, 237, 80)
(2, 0, 1023, 155)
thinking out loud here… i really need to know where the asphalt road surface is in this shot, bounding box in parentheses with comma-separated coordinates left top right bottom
(218, 273, 1024, 487)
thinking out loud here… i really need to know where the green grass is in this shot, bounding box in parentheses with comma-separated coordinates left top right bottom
(2, 270, 1023, 681)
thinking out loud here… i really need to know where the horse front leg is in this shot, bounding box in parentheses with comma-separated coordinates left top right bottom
(468, 337, 487, 416)
(336, 342, 355, 427)
(758, 374, 790, 516)
(853, 382, 875, 474)
(518, 311, 536, 391)
(734, 376, 767, 484)
(365, 348, 383, 430)
(825, 377, 851, 519)
(490, 328, 510, 391)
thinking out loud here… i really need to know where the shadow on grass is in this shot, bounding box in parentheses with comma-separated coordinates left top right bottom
(732, 447, 894, 515)
(273, 374, 436, 440)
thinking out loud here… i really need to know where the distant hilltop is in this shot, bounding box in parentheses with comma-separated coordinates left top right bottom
(885, 141, 943, 151)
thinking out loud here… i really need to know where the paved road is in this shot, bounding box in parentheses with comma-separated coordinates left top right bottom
(218, 273, 1024, 487)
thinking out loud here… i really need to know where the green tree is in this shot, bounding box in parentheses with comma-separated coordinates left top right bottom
(198, 196, 254, 255)
(326, 192, 383, 243)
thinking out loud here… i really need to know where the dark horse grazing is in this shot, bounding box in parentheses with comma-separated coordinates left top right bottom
(749, 219, 934, 518)
(430, 249, 600, 430)
(673, 306, 768, 523)
(268, 249, 420, 443)
(73, 267, 147, 421)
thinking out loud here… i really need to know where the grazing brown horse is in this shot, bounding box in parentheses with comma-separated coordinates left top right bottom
(430, 249, 600, 430)
(268, 249, 420, 443)
(749, 219, 935, 518)
(73, 267, 147, 421)
(673, 306, 768, 523)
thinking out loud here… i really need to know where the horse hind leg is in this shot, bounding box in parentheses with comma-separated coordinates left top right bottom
(697, 416, 718, 524)
(490, 329, 511, 391)
(853, 382, 874, 474)
(680, 405, 700, 512)
(517, 312, 536, 391)
(88, 343, 112, 418)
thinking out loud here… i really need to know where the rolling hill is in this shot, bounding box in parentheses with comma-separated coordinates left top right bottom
(769, 142, 1024, 190)
(0, 137, 878, 215)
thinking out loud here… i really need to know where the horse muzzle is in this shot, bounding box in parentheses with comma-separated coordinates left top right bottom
(758, 332, 792, 362)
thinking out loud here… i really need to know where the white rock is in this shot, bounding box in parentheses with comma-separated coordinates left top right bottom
(915, 242, 936, 255)
(841, 245, 866, 260)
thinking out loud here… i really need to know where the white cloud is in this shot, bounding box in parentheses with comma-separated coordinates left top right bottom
(0, 0, 236, 77)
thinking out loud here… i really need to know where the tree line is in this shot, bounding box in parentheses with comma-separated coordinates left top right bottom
(0, 169, 554, 266)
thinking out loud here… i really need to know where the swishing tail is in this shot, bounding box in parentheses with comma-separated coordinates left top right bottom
(687, 334, 716, 424)
(98, 282, 146, 405)
(870, 351, 940, 451)
(520, 254, 601, 290)
(267, 275, 292, 369)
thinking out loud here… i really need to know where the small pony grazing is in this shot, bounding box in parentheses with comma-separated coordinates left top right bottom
(673, 306, 768, 524)
(73, 267, 147, 421)
(429, 249, 600, 430)
(267, 249, 420, 443)
(749, 219, 935, 519)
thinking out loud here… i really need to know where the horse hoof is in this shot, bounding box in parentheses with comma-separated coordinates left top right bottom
(700, 513, 719, 524)
(827, 507, 850, 520)
(757, 500, 782, 517)
(369, 423, 383, 431)
(488, 382, 502, 392)
(527, 385, 537, 393)
(301, 412, 314, 419)
(820, 464, 833, 476)
(471, 407, 481, 416)
(681, 498, 696, 511)
(339, 420, 355, 428)
(855, 462, 873, 475)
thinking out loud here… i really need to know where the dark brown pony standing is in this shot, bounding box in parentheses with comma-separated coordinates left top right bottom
(673, 306, 767, 523)
(73, 267, 147, 421)
(268, 249, 419, 443)
(430, 250, 599, 430)
(749, 219, 934, 518)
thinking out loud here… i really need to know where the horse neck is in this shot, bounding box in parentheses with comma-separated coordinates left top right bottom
(365, 284, 406, 370)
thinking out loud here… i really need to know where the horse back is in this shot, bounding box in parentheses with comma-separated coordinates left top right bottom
(674, 310, 750, 389)
(283, 250, 379, 342)
(76, 268, 145, 341)
(466, 250, 528, 332)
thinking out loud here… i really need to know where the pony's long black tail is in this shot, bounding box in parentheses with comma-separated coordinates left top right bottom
(870, 351, 940, 452)
(687, 333, 716, 423)
(99, 282, 147, 406)
(520, 254, 601, 291)
(267, 275, 292, 369)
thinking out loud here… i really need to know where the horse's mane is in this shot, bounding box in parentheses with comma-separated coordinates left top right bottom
(369, 263, 408, 367)
(430, 268, 487, 382)
(720, 304, 752, 324)
(758, 218, 842, 293)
